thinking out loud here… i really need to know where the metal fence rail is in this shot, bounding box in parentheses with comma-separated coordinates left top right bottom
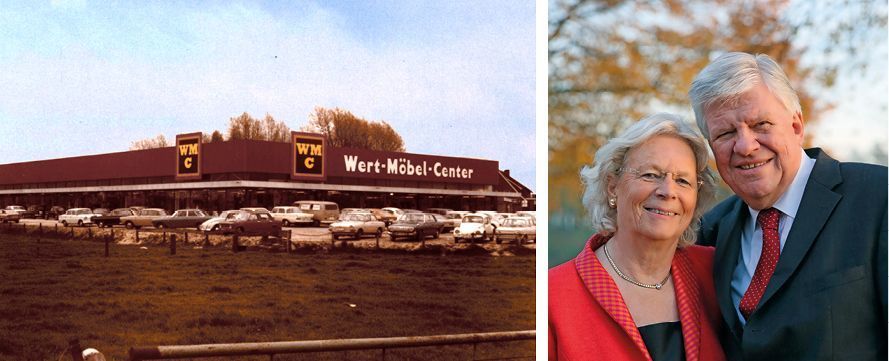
(129, 330, 535, 360)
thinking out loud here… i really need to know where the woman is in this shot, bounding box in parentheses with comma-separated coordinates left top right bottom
(549, 113, 724, 361)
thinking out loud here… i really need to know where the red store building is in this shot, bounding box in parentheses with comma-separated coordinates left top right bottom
(0, 133, 534, 215)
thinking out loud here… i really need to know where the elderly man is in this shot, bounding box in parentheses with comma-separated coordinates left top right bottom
(690, 52, 887, 360)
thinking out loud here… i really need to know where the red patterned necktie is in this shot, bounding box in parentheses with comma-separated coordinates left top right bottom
(739, 207, 781, 320)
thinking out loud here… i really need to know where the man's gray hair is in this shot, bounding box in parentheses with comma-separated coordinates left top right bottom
(689, 52, 802, 139)
(580, 113, 717, 247)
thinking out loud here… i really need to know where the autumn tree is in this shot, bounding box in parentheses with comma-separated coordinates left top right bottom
(227, 112, 290, 142)
(548, 0, 884, 224)
(303, 107, 405, 152)
(129, 134, 169, 150)
(209, 130, 224, 142)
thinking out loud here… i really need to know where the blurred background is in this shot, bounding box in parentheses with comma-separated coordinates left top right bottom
(549, 0, 887, 266)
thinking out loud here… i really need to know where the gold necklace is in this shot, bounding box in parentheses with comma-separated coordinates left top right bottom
(603, 242, 671, 290)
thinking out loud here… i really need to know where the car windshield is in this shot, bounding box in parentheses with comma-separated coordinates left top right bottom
(342, 214, 369, 222)
(462, 215, 486, 223)
(399, 214, 425, 223)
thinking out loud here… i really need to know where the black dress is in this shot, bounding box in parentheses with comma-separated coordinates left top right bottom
(638, 321, 685, 361)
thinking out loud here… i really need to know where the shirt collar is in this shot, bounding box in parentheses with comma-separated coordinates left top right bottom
(747, 147, 816, 220)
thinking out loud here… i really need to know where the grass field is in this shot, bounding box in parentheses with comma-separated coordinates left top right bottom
(0, 235, 535, 360)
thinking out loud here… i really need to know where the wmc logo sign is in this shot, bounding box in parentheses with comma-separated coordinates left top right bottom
(292, 132, 326, 180)
(176, 132, 202, 180)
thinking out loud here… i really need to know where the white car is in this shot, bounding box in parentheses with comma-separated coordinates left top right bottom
(494, 216, 536, 244)
(4, 205, 26, 215)
(452, 213, 496, 243)
(199, 210, 239, 232)
(329, 212, 386, 240)
(58, 208, 97, 227)
(270, 206, 315, 227)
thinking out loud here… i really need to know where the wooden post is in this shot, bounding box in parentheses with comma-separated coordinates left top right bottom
(105, 234, 110, 257)
(232, 234, 239, 253)
(170, 234, 177, 255)
(70, 225, 74, 238)
(38, 222, 42, 236)
(184, 231, 189, 244)
(88, 226, 92, 239)
(135, 229, 140, 243)
(375, 232, 381, 249)
(203, 233, 210, 249)
(54, 222, 58, 235)
(68, 339, 83, 361)
(162, 231, 167, 245)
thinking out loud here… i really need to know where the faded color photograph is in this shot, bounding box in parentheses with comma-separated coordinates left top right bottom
(549, 1, 886, 360)
(0, 2, 536, 360)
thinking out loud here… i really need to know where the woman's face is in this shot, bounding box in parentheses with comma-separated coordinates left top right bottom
(609, 135, 699, 244)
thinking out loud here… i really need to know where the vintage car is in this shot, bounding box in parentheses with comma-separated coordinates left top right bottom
(58, 208, 98, 227)
(152, 209, 213, 229)
(0, 209, 21, 223)
(46, 206, 66, 220)
(270, 206, 315, 227)
(453, 213, 496, 243)
(199, 210, 240, 232)
(217, 210, 283, 236)
(377, 207, 403, 226)
(7, 205, 37, 219)
(293, 200, 340, 227)
(92, 208, 110, 216)
(494, 216, 536, 244)
(120, 208, 168, 229)
(92, 208, 136, 228)
(442, 211, 470, 232)
(329, 212, 386, 240)
(387, 212, 444, 241)
(490, 213, 516, 227)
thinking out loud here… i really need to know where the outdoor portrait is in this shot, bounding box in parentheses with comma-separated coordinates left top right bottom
(549, 1, 887, 360)
(0, 2, 536, 360)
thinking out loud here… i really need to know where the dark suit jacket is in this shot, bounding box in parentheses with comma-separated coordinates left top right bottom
(698, 148, 887, 360)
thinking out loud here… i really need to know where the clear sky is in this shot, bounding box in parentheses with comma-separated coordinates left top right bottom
(0, 1, 536, 191)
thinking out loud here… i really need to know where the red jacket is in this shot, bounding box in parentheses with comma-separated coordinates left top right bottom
(549, 234, 725, 361)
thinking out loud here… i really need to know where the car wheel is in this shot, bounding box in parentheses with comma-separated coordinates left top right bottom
(282, 219, 290, 227)
(313, 220, 320, 227)
(61, 220, 68, 227)
(375, 228, 383, 238)
(157, 223, 165, 230)
(77, 220, 84, 227)
(125, 221, 134, 229)
(432, 230, 440, 239)
(332, 234, 339, 240)
(454, 237, 460, 244)
(211, 224, 220, 231)
(496, 236, 502, 244)
(355, 229, 364, 240)
(519, 235, 527, 245)
(236, 227, 245, 235)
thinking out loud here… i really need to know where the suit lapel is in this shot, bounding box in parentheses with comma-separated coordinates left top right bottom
(713, 199, 746, 337)
(758, 148, 842, 307)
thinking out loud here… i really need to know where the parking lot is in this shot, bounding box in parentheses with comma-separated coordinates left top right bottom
(10, 218, 535, 253)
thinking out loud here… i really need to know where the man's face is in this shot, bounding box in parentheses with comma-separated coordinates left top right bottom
(703, 83, 804, 210)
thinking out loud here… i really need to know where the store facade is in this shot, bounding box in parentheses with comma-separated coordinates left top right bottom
(0, 132, 534, 214)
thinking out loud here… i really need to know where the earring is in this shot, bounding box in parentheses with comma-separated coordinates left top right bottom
(608, 198, 616, 208)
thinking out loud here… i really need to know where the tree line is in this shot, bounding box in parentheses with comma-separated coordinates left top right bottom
(130, 107, 405, 152)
